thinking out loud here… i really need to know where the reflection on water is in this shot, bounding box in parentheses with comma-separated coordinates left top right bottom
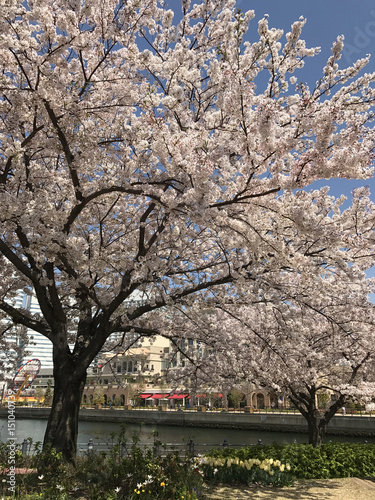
(0, 418, 373, 449)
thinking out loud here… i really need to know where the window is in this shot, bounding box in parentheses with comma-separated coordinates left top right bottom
(117, 364, 122, 373)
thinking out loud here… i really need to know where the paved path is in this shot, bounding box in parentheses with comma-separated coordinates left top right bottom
(204, 478, 375, 499)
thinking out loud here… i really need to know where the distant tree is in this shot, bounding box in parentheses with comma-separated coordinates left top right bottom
(1, 0, 375, 461)
(43, 380, 53, 407)
(113, 394, 122, 407)
(228, 389, 244, 409)
(35, 386, 45, 405)
(317, 392, 331, 410)
(93, 386, 105, 406)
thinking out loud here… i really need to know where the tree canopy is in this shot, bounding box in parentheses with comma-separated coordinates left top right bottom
(1, 0, 375, 458)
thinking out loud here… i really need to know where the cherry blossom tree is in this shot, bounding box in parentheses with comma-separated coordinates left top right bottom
(166, 190, 375, 445)
(167, 281, 375, 446)
(1, 0, 375, 460)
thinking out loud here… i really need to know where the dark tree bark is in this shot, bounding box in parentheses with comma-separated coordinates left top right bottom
(289, 386, 345, 447)
(43, 347, 88, 463)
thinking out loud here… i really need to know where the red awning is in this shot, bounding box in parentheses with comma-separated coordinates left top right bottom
(149, 393, 169, 399)
(188, 393, 222, 399)
(168, 394, 189, 399)
(139, 393, 152, 399)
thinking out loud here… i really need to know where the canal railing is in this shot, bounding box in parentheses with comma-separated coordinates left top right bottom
(18, 404, 375, 416)
(4, 397, 375, 416)
(80, 437, 256, 457)
(19, 432, 374, 458)
(19, 437, 264, 458)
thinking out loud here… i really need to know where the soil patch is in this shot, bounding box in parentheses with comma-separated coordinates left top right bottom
(204, 477, 375, 500)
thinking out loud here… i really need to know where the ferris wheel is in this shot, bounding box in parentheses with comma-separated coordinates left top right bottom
(10, 358, 41, 398)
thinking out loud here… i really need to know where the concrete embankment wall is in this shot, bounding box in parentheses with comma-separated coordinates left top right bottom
(1, 407, 374, 437)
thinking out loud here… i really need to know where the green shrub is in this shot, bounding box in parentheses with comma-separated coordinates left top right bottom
(205, 442, 375, 480)
(0, 426, 204, 499)
(1, 438, 374, 498)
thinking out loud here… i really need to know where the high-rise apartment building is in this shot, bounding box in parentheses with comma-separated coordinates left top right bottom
(11, 292, 54, 370)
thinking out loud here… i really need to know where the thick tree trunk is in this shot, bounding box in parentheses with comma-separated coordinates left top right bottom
(290, 387, 346, 448)
(306, 413, 325, 447)
(43, 349, 87, 463)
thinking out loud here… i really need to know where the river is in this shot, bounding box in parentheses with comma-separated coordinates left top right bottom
(1, 418, 374, 454)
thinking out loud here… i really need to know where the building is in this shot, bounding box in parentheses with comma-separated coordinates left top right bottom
(6, 292, 53, 370)
(5, 292, 285, 409)
(82, 336, 173, 406)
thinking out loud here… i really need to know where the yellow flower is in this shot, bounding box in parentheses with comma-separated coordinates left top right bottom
(160, 481, 165, 487)
(286, 463, 291, 471)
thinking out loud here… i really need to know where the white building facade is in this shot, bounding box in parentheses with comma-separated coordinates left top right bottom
(11, 292, 54, 370)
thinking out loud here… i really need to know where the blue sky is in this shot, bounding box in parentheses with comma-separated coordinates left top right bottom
(243, 0, 375, 204)
(165, 0, 375, 205)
